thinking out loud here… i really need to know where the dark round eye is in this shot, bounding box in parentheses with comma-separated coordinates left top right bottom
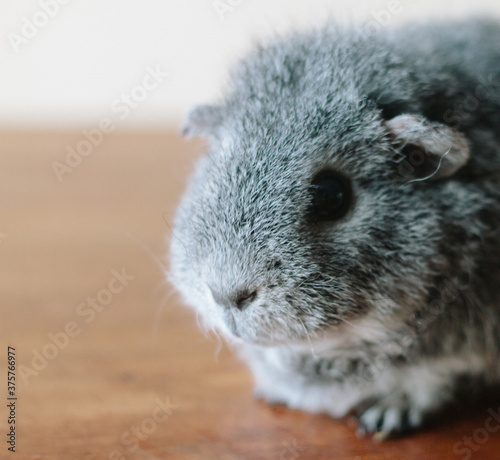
(308, 170, 352, 222)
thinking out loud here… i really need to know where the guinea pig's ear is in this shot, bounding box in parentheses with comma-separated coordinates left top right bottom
(385, 114, 470, 181)
(181, 104, 225, 139)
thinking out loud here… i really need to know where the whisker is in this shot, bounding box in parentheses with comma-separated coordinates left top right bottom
(105, 227, 170, 276)
(301, 282, 348, 292)
(211, 330, 223, 361)
(149, 290, 175, 348)
(327, 314, 377, 334)
(195, 309, 210, 338)
(298, 318, 317, 359)
(296, 274, 323, 289)
(407, 147, 451, 183)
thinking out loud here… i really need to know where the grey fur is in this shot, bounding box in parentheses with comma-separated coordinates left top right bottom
(170, 19, 500, 436)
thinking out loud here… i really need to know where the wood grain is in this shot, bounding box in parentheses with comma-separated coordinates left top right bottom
(0, 130, 499, 460)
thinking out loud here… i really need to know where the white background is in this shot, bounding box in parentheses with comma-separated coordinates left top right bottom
(2, 0, 500, 129)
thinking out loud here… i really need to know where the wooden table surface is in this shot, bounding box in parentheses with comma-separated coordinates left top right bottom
(1, 130, 499, 460)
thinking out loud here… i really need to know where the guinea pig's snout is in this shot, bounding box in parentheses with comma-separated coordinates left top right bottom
(209, 286, 258, 311)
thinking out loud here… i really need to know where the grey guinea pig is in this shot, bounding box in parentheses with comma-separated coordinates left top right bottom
(170, 19, 500, 437)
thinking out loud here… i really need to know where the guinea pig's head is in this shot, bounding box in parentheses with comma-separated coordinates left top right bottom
(170, 37, 470, 347)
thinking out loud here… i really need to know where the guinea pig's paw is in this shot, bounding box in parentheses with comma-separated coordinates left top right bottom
(356, 394, 424, 439)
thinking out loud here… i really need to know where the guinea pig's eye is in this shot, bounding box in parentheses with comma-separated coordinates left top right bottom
(308, 170, 352, 222)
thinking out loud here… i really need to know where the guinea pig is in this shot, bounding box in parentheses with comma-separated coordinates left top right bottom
(170, 19, 500, 437)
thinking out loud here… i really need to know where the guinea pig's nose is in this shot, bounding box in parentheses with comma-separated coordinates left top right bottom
(234, 289, 258, 310)
(210, 287, 258, 311)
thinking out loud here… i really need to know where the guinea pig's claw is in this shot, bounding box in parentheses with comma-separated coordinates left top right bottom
(356, 401, 422, 440)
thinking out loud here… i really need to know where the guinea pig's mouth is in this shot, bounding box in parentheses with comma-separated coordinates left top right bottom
(219, 308, 321, 347)
(220, 310, 281, 345)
